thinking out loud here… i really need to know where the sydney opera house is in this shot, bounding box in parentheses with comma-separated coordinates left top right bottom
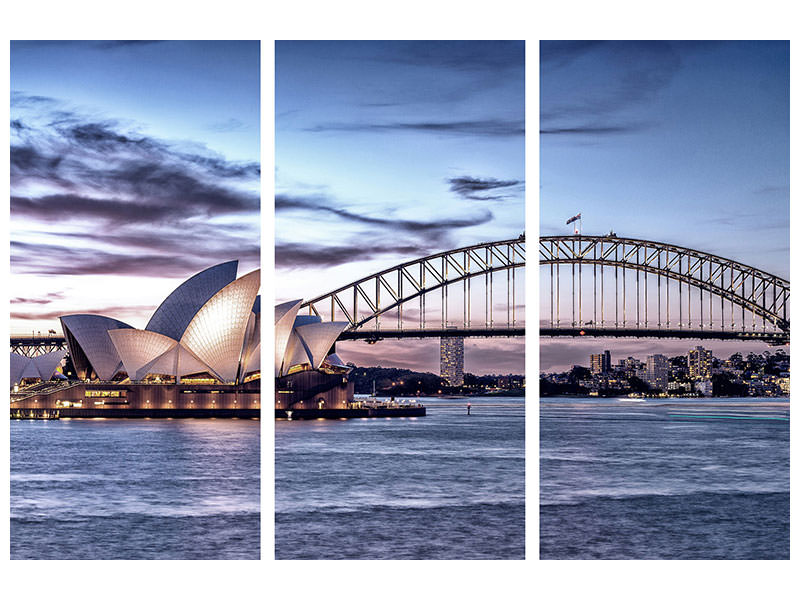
(274, 299, 353, 414)
(11, 261, 261, 417)
(273, 300, 425, 418)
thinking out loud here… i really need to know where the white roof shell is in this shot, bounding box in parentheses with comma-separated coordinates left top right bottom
(60, 314, 133, 380)
(295, 321, 349, 370)
(10, 349, 67, 387)
(108, 329, 179, 381)
(181, 269, 261, 383)
(275, 300, 302, 376)
(143, 343, 216, 380)
(146, 260, 238, 341)
(277, 318, 349, 376)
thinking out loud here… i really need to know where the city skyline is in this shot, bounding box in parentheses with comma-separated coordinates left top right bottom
(540, 41, 789, 370)
(540, 343, 781, 373)
(10, 41, 260, 333)
(276, 41, 525, 375)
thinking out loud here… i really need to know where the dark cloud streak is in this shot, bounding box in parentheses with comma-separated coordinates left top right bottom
(540, 123, 650, 135)
(305, 119, 524, 137)
(275, 241, 434, 270)
(447, 176, 523, 201)
(276, 193, 493, 236)
(10, 292, 65, 305)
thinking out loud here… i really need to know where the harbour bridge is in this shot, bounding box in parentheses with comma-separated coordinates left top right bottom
(540, 234, 789, 345)
(10, 233, 789, 355)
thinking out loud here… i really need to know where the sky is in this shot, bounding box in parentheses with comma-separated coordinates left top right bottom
(540, 41, 789, 372)
(10, 41, 260, 333)
(275, 41, 525, 375)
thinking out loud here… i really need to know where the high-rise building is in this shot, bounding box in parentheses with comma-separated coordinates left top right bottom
(688, 346, 713, 380)
(440, 335, 464, 386)
(590, 350, 611, 374)
(645, 354, 669, 391)
(619, 356, 643, 379)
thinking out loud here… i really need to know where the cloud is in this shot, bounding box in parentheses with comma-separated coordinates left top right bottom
(207, 118, 245, 132)
(10, 95, 260, 277)
(448, 176, 523, 201)
(540, 123, 650, 136)
(11, 305, 157, 322)
(12, 194, 185, 225)
(10, 292, 66, 305)
(276, 193, 493, 238)
(276, 241, 432, 270)
(11, 98, 259, 193)
(54, 228, 259, 260)
(10, 92, 59, 108)
(11, 241, 214, 277)
(305, 119, 524, 137)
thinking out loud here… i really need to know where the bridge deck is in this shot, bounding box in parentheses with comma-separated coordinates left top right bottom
(541, 327, 788, 345)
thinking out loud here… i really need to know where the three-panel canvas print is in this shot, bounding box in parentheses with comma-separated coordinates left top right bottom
(8, 40, 789, 563)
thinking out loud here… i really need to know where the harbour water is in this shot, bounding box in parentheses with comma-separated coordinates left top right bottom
(540, 397, 789, 559)
(11, 418, 260, 560)
(275, 396, 525, 559)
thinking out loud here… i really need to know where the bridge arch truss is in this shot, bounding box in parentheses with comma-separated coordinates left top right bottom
(539, 235, 789, 344)
(301, 236, 526, 339)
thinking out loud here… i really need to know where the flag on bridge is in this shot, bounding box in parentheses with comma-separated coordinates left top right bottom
(566, 213, 581, 225)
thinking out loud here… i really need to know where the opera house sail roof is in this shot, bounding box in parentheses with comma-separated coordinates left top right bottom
(10, 348, 68, 387)
(274, 300, 349, 378)
(145, 261, 238, 341)
(54, 261, 261, 384)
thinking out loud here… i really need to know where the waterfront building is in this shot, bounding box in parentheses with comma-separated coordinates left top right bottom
(274, 299, 353, 410)
(440, 334, 464, 386)
(10, 261, 261, 417)
(688, 346, 713, 381)
(59, 261, 260, 385)
(645, 354, 669, 391)
(273, 301, 425, 418)
(590, 350, 611, 374)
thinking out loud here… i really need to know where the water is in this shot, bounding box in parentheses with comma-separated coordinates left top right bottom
(540, 397, 789, 559)
(275, 396, 525, 559)
(11, 419, 260, 560)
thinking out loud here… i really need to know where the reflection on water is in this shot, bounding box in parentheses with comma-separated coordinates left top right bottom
(276, 396, 525, 560)
(11, 419, 260, 560)
(540, 397, 789, 559)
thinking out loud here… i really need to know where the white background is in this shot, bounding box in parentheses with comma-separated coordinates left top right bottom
(1, 1, 796, 598)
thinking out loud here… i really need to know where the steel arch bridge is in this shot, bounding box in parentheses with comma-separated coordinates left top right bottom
(301, 235, 526, 341)
(540, 234, 789, 345)
(10, 334, 68, 358)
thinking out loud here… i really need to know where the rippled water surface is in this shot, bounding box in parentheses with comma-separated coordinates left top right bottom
(11, 419, 260, 560)
(540, 397, 789, 559)
(275, 397, 525, 559)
